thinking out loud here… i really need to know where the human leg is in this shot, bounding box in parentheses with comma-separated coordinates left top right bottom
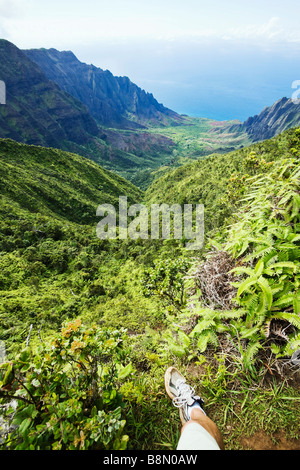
(164, 367, 225, 450)
(179, 407, 225, 450)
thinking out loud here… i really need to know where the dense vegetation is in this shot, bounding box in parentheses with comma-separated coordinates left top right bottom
(0, 128, 299, 450)
(0, 139, 147, 353)
(0, 138, 142, 225)
(145, 127, 300, 229)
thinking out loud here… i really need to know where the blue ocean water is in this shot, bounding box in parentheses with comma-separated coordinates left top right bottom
(77, 39, 300, 122)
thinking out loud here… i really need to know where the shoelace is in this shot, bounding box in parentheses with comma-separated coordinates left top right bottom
(172, 380, 196, 408)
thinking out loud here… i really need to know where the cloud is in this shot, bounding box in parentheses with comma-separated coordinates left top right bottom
(1, 2, 300, 62)
(1, 4, 299, 50)
(0, 0, 33, 41)
(222, 17, 299, 43)
(0, 0, 28, 18)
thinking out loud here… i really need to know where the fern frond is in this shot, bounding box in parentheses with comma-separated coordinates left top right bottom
(190, 319, 216, 336)
(240, 326, 260, 340)
(236, 276, 258, 298)
(220, 309, 246, 320)
(268, 261, 297, 272)
(196, 331, 211, 353)
(273, 312, 300, 330)
(272, 294, 294, 309)
(293, 294, 300, 315)
(244, 341, 262, 368)
(256, 276, 273, 310)
(255, 291, 268, 323)
(229, 266, 255, 276)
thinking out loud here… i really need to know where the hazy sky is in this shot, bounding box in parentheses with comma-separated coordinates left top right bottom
(1, 0, 300, 120)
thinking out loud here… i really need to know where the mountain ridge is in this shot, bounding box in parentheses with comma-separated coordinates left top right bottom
(0, 39, 177, 180)
(228, 96, 300, 142)
(0, 39, 100, 148)
(24, 47, 183, 129)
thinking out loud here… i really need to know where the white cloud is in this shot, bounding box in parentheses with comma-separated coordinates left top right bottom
(220, 16, 300, 45)
(0, 0, 34, 43)
(160, 16, 299, 45)
(1, 1, 300, 53)
(223, 17, 281, 41)
(0, 0, 29, 18)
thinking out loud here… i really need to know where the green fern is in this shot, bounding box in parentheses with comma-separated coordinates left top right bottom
(201, 156, 300, 367)
(243, 341, 262, 369)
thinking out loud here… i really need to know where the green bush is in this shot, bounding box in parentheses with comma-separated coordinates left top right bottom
(0, 321, 129, 450)
(141, 257, 191, 309)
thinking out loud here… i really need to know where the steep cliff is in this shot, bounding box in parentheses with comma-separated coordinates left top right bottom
(24, 48, 183, 129)
(0, 39, 176, 177)
(229, 97, 300, 142)
(0, 39, 99, 149)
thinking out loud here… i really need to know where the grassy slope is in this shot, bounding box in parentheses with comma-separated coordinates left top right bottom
(146, 116, 250, 160)
(119, 116, 251, 189)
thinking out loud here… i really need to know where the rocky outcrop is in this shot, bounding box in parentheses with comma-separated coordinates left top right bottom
(229, 97, 300, 142)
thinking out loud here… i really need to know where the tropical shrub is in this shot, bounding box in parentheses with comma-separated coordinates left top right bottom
(141, 257, 191, 309)
(0, 321, 129, 450)
(225, 157, 300, 361)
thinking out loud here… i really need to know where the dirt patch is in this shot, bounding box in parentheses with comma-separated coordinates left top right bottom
(240, 430, 300, 450)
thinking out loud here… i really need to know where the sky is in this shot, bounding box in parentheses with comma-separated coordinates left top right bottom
(1, 0, 300, 120)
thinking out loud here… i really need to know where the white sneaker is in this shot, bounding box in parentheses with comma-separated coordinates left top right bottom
(164, 367, 205, 425)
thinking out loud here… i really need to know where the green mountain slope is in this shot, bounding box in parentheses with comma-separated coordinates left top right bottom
(0, 131, 299, 450)
(0, 39, 99, 148)
(0, 138, 142, 224)
(145, 126, 300, 231)
(0, 138, 148, 354)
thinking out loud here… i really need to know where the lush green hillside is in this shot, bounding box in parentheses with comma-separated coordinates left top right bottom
(0, 132, 299, 451)
(126, 116, 251, 189)
(0, 39, 99, 149)
(0, 139, 151, 352)
(146, 116, 250, 160)
(0, 138, 142, 224)
(145, 126, 300, 231)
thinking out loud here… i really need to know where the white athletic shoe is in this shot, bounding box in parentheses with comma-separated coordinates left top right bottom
(164, 367, 205, 425)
